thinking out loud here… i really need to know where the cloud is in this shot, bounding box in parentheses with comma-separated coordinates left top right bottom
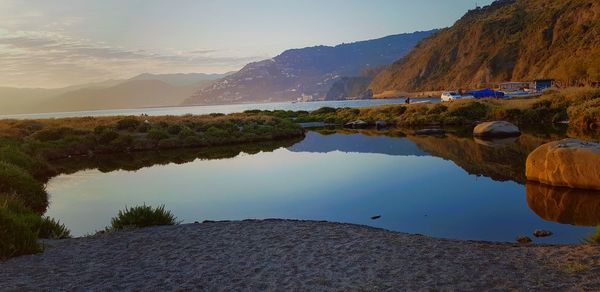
(0, 31, 265, 88)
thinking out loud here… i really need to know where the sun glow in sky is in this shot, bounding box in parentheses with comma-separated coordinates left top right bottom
(0, 0, 493, 88)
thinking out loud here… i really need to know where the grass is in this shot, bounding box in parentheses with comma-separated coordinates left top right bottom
(0, 162, 48, 214)
(243, 87, 599, 139)
(110, 204, 179, 230)
(0, 208, 41, 260)
(582, 226, 600, 244)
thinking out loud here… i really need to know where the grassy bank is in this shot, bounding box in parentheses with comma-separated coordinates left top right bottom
(247, 87, 600, 139)
(0, 113, 304, 259)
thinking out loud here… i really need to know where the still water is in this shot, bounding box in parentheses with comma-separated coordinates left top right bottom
(46, 130, 600, 243)
(0, 98, 436, 120)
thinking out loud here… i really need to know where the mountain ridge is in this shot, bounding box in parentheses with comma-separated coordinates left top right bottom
(184, 30, 437, 105)
(369, 0, 600, 94)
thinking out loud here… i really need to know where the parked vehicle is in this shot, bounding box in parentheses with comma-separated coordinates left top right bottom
(441, 91, 474, 102)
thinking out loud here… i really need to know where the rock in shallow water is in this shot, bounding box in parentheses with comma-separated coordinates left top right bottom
(516, 236, 532, 244)
(526, 139, 600, 190)
(473, 121, 521, 138)
(533, 230, 553, 237)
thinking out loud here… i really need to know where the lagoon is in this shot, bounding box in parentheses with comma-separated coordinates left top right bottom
(45, 129, 600, 243)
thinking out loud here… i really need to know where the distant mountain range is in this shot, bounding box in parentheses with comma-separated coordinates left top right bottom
(0, 72, 233, 115)
(184, 30, 436, 105)
(369, 0, 600, 95)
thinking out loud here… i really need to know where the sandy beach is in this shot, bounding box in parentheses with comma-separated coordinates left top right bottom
(1, 219, 599, 290)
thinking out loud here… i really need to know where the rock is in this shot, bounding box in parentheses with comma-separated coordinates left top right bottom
(526, 139, 600, 190)
(473, 121, 521, 138)
(533, 229, 553, 237)
(516, 236, 532, 244)
(344, 120, 369, 129)
(371, 215, 381, 220)
(415, 128, 445, 135)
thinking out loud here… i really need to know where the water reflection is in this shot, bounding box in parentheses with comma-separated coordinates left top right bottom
(473, 137, 520, 148)
(46, 128, 599, 242)
(50, 137, 303, 176)
(526, 182, 600, 226)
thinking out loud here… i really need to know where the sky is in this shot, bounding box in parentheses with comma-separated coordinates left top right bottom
(0, 0, 494, 88)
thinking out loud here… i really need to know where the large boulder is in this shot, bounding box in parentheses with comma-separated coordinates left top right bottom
(473, 121, 520, 138)
(526, 139, 600, 190)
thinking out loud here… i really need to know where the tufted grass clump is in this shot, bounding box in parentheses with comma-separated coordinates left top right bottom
(34, 217, 71, 240)
(110, 204, 178, 230)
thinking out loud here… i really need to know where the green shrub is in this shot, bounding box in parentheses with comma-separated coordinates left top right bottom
(96, 130, 120, 144)
(312, 107, 337, 115)
(137, 122, 151, 133)
(178, 127, 197, 139)
(94, 125, 109, 135)
(205, 126, 230, 139)
(31, 127, 88, 142)
(0, 147, 51, 178)
(147, 128, 170, 141)
(110, 134, 134, 149)
(0, 162, 47, 214)
(0, 209, 41, 259)
(110, 204, 178, 230)
(167, 124, 182, 135)
(116, 118, 141, 131)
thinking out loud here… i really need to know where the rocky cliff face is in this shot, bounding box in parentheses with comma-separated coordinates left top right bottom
(370, 0, 600, 94)
(184, 30, 436, 105)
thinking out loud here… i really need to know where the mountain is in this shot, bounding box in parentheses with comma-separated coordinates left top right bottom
(130, 72, 234, 86)
(37, 80, 200, 112)
(370, 0, 600, 95)
(0, 72, 230, 115)
(184, 30, 436, 105)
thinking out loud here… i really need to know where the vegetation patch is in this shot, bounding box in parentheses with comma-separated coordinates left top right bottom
(110, 204, 179, 230)
(0, 162, 48, 214)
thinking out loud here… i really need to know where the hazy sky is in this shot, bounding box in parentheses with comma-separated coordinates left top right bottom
(0, 0, 493, 88)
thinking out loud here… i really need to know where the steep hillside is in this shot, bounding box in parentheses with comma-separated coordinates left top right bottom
(325, 67, 382, 100)
(370, 0, 600, 94)
(184, 30, 436, 105)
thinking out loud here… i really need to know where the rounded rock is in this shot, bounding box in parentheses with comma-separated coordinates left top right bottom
(526, 139, 600, 190)
(473, 121, 521, 138)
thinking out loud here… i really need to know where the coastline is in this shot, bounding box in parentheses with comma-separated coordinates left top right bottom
(1, 219, 599, 290)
